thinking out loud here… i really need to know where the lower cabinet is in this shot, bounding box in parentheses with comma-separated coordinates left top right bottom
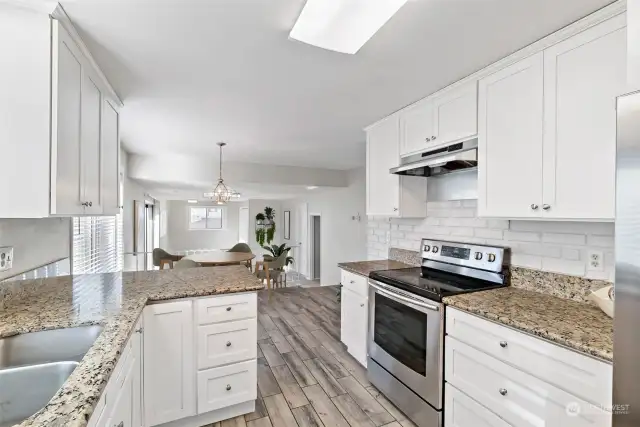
(445, 307, 612, 427)
(340, 269, 368, 367)
(197, 360, 257, 414)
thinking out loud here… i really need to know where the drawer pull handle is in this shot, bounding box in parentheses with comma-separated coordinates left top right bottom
(499, 341, 508, 348)
(350, 280, 355, 284)
(226, 307, 232, 311)
(499, 388, 508, 396)
(226, 384, 232, 391)
(226, 341, 232, 347)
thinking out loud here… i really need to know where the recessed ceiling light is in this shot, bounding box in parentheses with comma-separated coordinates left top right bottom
(187, 200, 198, 204)
(306, 186, 319, 190)
(289, 0, 409, 54)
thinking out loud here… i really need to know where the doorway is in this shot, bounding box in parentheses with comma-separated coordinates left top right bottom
(310, 214, 321, 281)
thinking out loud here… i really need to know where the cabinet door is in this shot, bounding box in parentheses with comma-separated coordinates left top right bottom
(542, 15, 626, 220)
(106, 362, 134, 427)
(352, 293, 368, 367)
(445, 383, 512, 427)
(478, 53, 544, 218)
(432, 82, 478, 146)
(144, 301, 196, 426)
(80, 72, 103, 215)
(132, 318, 143, 427)
(101, 99, 120, 215)
(197, 319, 257, 370)
(340, 288, 355, 351)
(366, 115, 400, 216)
(399, 99, 435, 156)
(51, 23, 83, 215)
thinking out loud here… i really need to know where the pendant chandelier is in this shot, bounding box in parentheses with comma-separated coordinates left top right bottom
(203, 142, 237, 205)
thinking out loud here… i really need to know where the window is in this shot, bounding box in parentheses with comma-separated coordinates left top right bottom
(189, 206, 224, 230)
(72, 216, 121, 274)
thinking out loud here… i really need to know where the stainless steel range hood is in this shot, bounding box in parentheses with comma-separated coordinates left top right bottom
(390, 139, 478, 177)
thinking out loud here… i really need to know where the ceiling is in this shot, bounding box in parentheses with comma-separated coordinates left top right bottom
(59, 0, 614, 170)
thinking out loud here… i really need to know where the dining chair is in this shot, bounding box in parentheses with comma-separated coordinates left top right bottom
(152, 248, 183, 270)
(173, 259, 201, 269)
(228, 242, 253, 272)
(255, 253, 287, 290)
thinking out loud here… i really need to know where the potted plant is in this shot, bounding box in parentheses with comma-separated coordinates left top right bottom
(255, 228, 266, 247)
(262, 243, 294, 266)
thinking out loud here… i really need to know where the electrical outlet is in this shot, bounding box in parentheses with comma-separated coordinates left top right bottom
(588, 250, 604, 272)
(0, 247, 14, 272)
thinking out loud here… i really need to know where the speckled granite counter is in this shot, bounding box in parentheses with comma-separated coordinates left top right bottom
(0, 266, 264, 427)
(443, 287, 613, 362)
(338, 259, 413, 277)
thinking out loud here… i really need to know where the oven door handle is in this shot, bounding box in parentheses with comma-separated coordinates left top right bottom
(369, 281, 440, 311)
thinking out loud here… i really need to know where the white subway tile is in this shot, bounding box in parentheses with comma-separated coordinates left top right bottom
(562, 247, 582, 261)
(504, 231, 541, 242)
(475, 229, 504, 240)
(426, 209, 451, 218)
(450, 227, 475, 237)
(542, 258, 586, 277)
(450, 208, 477, 218)
(585, 270, 613, 281)
(510, 220, 613, 235)
(398, 225, 415, 232)
(588, 235, 615, 248)
(461, 200, 478, 208)
(487, 219, 509, 230)
(542, 233, 586, 245)
(422, 217, 441, 226)
(511, 254, 543, 269)
(373, 229, 387, 237)
(427, 201, 462, 209)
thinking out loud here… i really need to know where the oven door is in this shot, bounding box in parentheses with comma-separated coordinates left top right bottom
(368, 280, 444, 409)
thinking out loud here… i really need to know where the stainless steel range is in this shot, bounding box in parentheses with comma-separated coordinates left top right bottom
(367, 239, 509, 427)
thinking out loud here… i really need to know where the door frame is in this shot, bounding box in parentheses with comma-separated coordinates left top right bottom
(308, 213, 321, 281)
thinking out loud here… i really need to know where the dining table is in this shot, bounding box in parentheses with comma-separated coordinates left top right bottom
(185, 252, 256, 267)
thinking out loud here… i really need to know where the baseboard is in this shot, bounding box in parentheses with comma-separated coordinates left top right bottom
(156, 401, 255, 427)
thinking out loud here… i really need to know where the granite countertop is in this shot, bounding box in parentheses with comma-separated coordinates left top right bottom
(443, 287, 613, 362)
(338, 259, 413, 277)
(0, 266, 264, 427)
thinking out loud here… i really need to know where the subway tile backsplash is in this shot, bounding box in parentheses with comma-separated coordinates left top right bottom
(368, 200, 614, 281)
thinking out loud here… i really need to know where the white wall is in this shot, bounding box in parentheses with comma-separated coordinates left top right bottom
(165, 200, 247, 252)
(0, 217, 70, 280)
(285, 168, 368, 286)
(121, 150, 149, 271)
(368, 200, 614, 281)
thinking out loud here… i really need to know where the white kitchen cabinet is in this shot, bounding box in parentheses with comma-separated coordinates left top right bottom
(197, 360, 257, 414)
(101, 99, 121, 216)
(197, 319, 257, 370)
(541, 14, 626, 220)
(479, 15, 625, 221)
(144, 301, 196, 426)
(445, 383, 512, 427)
(0, 7, 121, 218)
(366, 115, 427, 218)
(400, 98, 436, 155)
(431, 81, 478, 147)
(478, 53, 545, 219)
(399, 81, 478, 157)
(340, 270, 368, 367)
(106, 362, 134, 427)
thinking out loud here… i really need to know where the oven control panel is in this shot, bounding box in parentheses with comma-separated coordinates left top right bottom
(421, 239, 507, 273)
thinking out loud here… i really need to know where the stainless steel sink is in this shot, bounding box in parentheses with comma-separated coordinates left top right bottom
(0, 325, 103, 426)
(0, 325, 103, 368)
(0, 361, 79, 427)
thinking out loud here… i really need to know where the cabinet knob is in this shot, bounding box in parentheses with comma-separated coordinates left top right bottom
(432, 135, 437, 140)
(115, 422, 124, 427)
(425, 137, 431, 142)
(393, 207, 398, 212)
(88, 201, 93, 207)
(360, 303, 365, 307)
(542, 204, 551, 211)
(226, 307, 232, 312)
(226, 384, 232, 391)
(226, 341, 232, 347)
(135, 327, 143, 334)
(530, 204, 539, 210)
(350, 280, 355, 284)
(499, 341, 507, 348)
(81, 202, 89, 207)
(499, 388, 508, 396)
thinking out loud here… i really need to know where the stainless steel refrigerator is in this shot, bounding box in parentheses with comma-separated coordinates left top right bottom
(613, 90, 640, 426)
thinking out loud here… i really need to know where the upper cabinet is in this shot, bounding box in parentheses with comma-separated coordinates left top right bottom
(400, 81, 478, 157)
(479, 14, 626, 220)
(366, 115, 427, 218)
(0, 6, 121, 218)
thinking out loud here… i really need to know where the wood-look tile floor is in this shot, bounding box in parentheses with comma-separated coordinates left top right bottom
(204, 286, 417, 427)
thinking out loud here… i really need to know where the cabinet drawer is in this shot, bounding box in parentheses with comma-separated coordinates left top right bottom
(445, 383, 512, 427)
(197, 360, 257, 414)
(445, 337, 611, 427)
(197, 293, 257, 325)
(197, 319, 257, 370)
(341, 270, 368, 298)
(446, 308, 612, 407)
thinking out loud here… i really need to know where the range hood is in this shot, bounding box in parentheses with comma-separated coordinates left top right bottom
(390, 139, 478, 177)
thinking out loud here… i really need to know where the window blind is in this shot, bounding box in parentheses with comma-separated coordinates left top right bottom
(72, 215, 123, 274)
